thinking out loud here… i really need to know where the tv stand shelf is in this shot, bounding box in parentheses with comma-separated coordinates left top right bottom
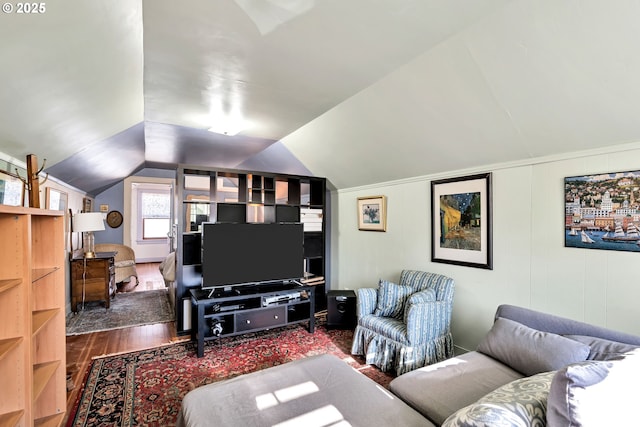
(190, 283, 316, 357)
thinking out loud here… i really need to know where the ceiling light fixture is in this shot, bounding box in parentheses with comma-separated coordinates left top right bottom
(204, 96, 251, 136)
(207, 122, 247, 136)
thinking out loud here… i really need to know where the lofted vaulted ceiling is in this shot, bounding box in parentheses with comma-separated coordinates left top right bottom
(1, 1, 640, 195)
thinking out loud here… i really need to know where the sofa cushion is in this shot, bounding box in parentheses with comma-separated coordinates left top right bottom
(442, 370, 554, 427)
(373, 280, 413, 319)
(389, 351, 524, 426)
(178, 353, 436, 427)
(546, 348, 640, 426)
(477, 317, 590, 376)
(564, 334, 639, 360)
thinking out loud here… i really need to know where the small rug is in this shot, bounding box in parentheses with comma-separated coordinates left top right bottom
(66, 321, 393, 426)
(66, 290, 174, 335)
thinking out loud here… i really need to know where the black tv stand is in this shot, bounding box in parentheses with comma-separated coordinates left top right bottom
(191, 282, 316, 357)
(206, 287, 242, 299)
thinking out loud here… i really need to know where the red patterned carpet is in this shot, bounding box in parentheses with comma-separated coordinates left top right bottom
(67, 321, 392, 426)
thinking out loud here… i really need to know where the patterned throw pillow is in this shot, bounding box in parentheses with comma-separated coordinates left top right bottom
(373, 280, 413, 319)
(403, 288, 437, 324)
(406, 288, 436, 305)
(442, 371, 555, 427)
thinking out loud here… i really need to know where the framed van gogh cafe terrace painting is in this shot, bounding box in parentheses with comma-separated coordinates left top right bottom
(431, 173, 492, 269)
(565, 169, 640, 253)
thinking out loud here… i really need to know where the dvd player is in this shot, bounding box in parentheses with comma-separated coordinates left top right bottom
(262, 291, 301, 306)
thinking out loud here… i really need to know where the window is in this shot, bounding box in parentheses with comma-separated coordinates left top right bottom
(140, 189, 170, 240)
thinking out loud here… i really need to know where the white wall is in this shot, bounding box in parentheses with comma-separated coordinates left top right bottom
(331, 143, 640, 352)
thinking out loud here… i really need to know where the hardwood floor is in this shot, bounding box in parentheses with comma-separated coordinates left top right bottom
(65, 262, 186, 423)
(116, 262, 167, 293)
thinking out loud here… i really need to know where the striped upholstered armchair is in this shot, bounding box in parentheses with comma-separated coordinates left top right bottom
(351, 270, 455, 375)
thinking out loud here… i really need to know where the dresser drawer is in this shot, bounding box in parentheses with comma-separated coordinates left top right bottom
(236, 306, 286, 332)
(72, 259, 111, 279)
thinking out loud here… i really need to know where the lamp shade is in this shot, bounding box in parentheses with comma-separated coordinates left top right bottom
(73, 212, 105, 232)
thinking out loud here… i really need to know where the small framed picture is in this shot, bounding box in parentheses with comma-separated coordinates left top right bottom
(357, 195, 387, 231)
(83, 197, 94, 213)
(431, 173, 492, 269)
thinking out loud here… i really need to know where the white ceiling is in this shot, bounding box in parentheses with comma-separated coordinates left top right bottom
(1, 0, 640, 194)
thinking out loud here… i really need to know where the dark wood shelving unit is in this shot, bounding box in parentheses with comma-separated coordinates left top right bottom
(175, 165, 328, 335)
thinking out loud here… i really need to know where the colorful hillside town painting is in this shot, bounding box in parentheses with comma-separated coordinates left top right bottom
(431, 173, 492, 269)
(565, 170, 640, 253)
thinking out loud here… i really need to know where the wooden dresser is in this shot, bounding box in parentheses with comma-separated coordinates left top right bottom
(71, 251, 116, 312)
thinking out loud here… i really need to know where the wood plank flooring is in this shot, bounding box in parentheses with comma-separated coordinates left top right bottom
(65, 262, 186, 423)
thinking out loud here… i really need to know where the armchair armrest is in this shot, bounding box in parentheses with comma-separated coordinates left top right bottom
(355, 288, 378, 317)
(405, 300, 453, 345)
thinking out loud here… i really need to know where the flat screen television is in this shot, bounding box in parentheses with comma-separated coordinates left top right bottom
(201, 222, 304, 289)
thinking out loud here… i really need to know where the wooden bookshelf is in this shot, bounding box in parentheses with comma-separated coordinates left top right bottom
(0, 337, 23, 361)
(0, 411, 24, 427)
(32, 309, 59, 336)
(34, 413, 65, 427)
(0, 278, 21, 294)
(33, 361, 61, 402)
(0, 206, 66, 426)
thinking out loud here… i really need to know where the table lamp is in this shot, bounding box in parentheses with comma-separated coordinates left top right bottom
(73, 212, 105, 258)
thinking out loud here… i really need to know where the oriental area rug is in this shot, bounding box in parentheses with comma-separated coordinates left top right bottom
(66, 290, 174, 335)
(66, 321, 392, 427)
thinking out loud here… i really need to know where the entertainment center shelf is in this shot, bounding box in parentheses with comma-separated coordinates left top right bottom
(190, 283, 316, 357)
(175, 165, 328, 335)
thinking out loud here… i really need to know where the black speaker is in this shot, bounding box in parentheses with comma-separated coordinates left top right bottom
(327, 290, 356, 328)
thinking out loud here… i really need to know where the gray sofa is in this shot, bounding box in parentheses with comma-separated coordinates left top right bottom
(177, 304, 640, 426)
(390, 304, 640, 426)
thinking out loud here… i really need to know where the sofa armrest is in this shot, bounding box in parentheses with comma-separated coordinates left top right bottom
(405, 300, 453, 345)
(356, 288, 377, 317)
